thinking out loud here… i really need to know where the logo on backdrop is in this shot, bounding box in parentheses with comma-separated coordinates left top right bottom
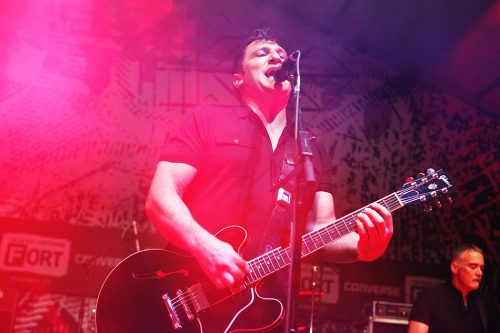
(344, 281, 401, 298)
(404, 275, 444, 303)
(301, 263, 340, 304)
(0, 233, 71, 277)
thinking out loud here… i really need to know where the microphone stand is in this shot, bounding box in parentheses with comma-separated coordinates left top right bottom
(284, 51, 317, 333)
(77, 221, 142, 333)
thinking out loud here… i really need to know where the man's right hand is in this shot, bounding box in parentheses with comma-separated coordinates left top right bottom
(193, 235, 249, 289)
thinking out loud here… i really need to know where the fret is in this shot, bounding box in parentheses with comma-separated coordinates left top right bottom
(322, 226, 332, 242)
(300, 244, 308, 257)
(301, 238, 310, 256)
(252, 259, 266, 278)
(340, 218, 349, 234)
(265, 252, 278, 270)
(284, 248, 292, 262)
(302, 235, 312, 253)
(245, 274, 253, 285)
(311, 232, 324, 249)
(246, 265, 259, 284)
(322, 227, 335, 242)
(259, 256, 271, 275)
(345, 216, 356, 232)
(383, 201, 390, 210)
(273, 249, 286, 268)
(379, 193, 403, 212)
(318, 230, 328, 245)
(326, 224, 339, 240)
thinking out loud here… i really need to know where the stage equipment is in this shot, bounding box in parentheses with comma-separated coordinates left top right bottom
(366, 301, 412, 333)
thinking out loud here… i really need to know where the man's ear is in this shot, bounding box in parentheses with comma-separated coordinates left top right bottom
(233, 73, 243, 89)
(451, 260, 459, 274)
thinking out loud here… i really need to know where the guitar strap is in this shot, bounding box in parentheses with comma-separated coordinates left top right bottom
(260, 136, 297, 253)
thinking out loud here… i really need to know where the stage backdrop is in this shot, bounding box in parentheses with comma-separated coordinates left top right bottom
(0, 0, 498, 332)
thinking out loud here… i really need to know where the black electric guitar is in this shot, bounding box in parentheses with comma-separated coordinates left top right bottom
(96, 169, 454, 333)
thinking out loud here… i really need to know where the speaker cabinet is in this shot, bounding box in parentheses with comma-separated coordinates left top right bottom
(367, 318, 408, 333)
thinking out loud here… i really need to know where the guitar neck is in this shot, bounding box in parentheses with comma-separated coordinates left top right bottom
(243, 192, 403, 286)
(301, 192, 403, 256)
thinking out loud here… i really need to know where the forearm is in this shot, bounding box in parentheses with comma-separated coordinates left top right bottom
(145, 187, 214, 256)
(145, 161, 215, 257)
(309, 191, 359, 263)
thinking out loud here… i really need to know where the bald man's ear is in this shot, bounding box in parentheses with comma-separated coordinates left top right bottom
(451, 260, 459, 274)
(233, 73, 243, 89)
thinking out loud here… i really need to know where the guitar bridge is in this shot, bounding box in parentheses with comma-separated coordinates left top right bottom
(162, 293, 182, 329)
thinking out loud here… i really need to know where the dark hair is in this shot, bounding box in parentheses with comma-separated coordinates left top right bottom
(231, 27, 279, 75)
(450, 244, 484, 263)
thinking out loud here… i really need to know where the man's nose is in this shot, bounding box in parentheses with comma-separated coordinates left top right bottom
(269, 51, 282, 63)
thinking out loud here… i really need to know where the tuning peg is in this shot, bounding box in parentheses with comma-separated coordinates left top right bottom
(417, 172, 425, 178)
(426, 168, 436, 175)
(422, 203, 433, 213)
(405, 177, 414, 183)
(435, 201, 442, 209)
(446, 197, 453, 204)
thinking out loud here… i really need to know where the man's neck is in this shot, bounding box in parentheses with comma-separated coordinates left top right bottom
(242, 89, 289, 122)
(244, 97, 287, 127)
(451, 279, 472, 307)
(243, 97, 288, 151)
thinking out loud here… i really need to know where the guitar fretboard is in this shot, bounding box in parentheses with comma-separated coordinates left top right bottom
(243, 192, 403, 287)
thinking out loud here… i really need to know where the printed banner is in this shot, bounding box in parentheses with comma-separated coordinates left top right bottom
(296, 260, 448, 322)
(0, 218, 164, 296)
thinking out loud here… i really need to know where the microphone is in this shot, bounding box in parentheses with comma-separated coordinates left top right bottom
(272, 50, 300, 83)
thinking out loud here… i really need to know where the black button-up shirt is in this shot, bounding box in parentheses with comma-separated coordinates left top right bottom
(162, 105, 333, 259)
(409, 282, 486, 333)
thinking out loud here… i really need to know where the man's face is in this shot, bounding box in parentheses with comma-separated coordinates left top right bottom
(451, 249, 484, 294)
(233, 39, 291, 100)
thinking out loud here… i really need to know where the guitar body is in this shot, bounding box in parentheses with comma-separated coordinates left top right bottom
(96, 226, 284, 333)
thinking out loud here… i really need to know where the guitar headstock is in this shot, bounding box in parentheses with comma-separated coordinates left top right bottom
(398, 168, 455, 211)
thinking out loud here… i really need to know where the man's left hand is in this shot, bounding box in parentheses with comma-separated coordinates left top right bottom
(356, 203, 393, 261)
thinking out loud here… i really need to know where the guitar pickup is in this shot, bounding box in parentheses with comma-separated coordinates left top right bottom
(177, 290, 195, 320)
(187, 283, 210, 312)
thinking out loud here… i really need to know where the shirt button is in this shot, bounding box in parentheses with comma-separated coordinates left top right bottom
(233, 138, 239, 143)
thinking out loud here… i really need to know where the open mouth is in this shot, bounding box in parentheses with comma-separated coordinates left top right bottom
(265, 68, 278, 78)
